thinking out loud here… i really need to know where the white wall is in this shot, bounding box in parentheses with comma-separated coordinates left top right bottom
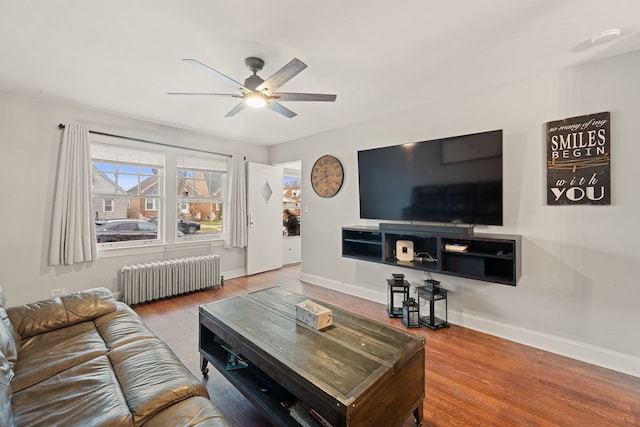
(270, 50, 640, 376)
(0, 91, 268, 305)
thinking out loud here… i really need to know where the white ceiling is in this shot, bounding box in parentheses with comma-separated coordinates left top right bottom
(1, 1, 639, 146)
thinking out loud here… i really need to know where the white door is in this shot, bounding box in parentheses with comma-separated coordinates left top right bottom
(246, 162, 283, 275)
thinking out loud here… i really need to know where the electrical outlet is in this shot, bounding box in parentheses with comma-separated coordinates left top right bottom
(51, 288, 66, 296)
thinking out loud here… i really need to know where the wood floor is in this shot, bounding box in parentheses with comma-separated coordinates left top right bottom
(133, 265, 640, 427)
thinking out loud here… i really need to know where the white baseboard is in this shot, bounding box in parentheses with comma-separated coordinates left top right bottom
(299, 272, 387, 303)
(221, 268, 245, 283)
(449, 310, 640, 378)
(299, 273, 640, 378)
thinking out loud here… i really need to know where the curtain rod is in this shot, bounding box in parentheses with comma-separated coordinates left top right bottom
(58, 123, 232, 158)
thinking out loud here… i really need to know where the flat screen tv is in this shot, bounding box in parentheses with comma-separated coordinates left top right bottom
(358, 129, 503, 226)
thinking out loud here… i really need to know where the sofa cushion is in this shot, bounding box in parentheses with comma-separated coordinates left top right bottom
(7, 288, 116, 339)
(95, 302, 157, 350)
(12, 322, 107, 393)
(109, 338, 209, 427)
(12, 355, 133, 427)
(142, 396, 231, 427)
(61, 287, 118, 325)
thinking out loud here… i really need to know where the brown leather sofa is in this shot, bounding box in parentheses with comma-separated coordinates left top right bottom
(0, 286, 230, 427)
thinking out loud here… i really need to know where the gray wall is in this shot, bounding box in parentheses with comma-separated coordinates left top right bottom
(270, 50, 640, 376)
(0, 50, 637, 377)
(0, 91, 268, 305)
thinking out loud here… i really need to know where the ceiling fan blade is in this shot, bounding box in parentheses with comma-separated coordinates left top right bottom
(167, 92, 241, 97)
(224, 100, 248, 118)
(255, 58, 307, 94)
(267, 102, 297, 118)
(272, 92, 337, 102)
(183, 59, 251, 92)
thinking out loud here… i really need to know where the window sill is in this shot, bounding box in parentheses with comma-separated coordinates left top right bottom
(98, 237, 225, 259)
(177, 234, 225, 243)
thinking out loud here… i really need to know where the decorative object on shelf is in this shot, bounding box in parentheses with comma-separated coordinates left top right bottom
(221, 342, 249, 370)
(415, 282, 449, 330)
(395, 240, 414, 261)
(387, 274, 410, 318)
(295, 299, 333, 330)
(402, 297, 420, 328)
(311, 155, 344, 198)
(546, 111, 610, 205)
(443, 242, 469, 252)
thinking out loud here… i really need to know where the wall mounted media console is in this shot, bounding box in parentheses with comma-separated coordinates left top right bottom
(342, 225, 521, 286)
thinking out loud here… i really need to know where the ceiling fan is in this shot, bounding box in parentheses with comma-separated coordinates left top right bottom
(168, 57, 337, 118)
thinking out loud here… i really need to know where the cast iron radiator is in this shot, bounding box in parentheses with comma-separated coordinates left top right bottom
(120, 255, 220, 305)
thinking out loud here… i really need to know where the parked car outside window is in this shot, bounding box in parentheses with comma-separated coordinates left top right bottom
(95, 219, 158, 243)
(146, 217, 201, 234)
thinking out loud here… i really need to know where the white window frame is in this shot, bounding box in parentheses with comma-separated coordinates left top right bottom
(103, 199, 113, 212)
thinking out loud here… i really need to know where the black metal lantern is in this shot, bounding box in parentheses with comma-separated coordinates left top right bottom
(402, 297, 420, 328)
(387, 274, 410, 318)
(415, 280, 449, 330)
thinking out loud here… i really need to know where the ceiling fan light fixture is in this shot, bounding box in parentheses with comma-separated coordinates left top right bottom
(591, 28, 621, 45)
(245, 94, 267, 108)
(175, 57, 336, 118)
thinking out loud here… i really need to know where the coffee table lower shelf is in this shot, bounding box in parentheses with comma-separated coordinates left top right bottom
(200, 340, 300, 427)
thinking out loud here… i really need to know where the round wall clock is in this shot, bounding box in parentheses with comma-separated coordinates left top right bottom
(311, 154, 344, 198)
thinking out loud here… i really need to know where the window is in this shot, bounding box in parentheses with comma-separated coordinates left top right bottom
(176, 156, 227, 238)
(145, 198, 158, 211)
(91, 142, 164, 246)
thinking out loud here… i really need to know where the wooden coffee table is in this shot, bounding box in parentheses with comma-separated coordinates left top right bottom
(199, 287, 425, 427)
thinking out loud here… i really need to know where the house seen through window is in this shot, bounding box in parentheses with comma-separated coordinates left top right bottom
(91, 142, 164, 246)
(176, 156, 226, 238)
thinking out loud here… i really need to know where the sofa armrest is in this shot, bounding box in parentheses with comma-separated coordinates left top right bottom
(7, 288, 117, 338)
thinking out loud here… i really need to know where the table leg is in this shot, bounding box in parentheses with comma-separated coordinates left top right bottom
(413, 402, 423, 426)
(201, 357, 209, 377)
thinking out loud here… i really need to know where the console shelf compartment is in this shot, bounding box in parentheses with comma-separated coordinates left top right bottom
(342, 226, 383, 262)
(342, 226, 521, 286)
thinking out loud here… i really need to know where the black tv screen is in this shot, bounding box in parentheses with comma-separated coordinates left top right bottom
(358, 129, 503, 226)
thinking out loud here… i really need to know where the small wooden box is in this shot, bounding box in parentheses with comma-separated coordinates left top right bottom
(296, 299, 333, 330)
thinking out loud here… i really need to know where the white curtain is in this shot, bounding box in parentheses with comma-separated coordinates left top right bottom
(223, 155, 248, 248)
(49, 123, 98, 265)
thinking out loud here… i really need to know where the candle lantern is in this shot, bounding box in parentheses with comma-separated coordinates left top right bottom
(387, 274, 410, 318)
(402, 297, 420, 328)
(415, 280, 449, 330)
